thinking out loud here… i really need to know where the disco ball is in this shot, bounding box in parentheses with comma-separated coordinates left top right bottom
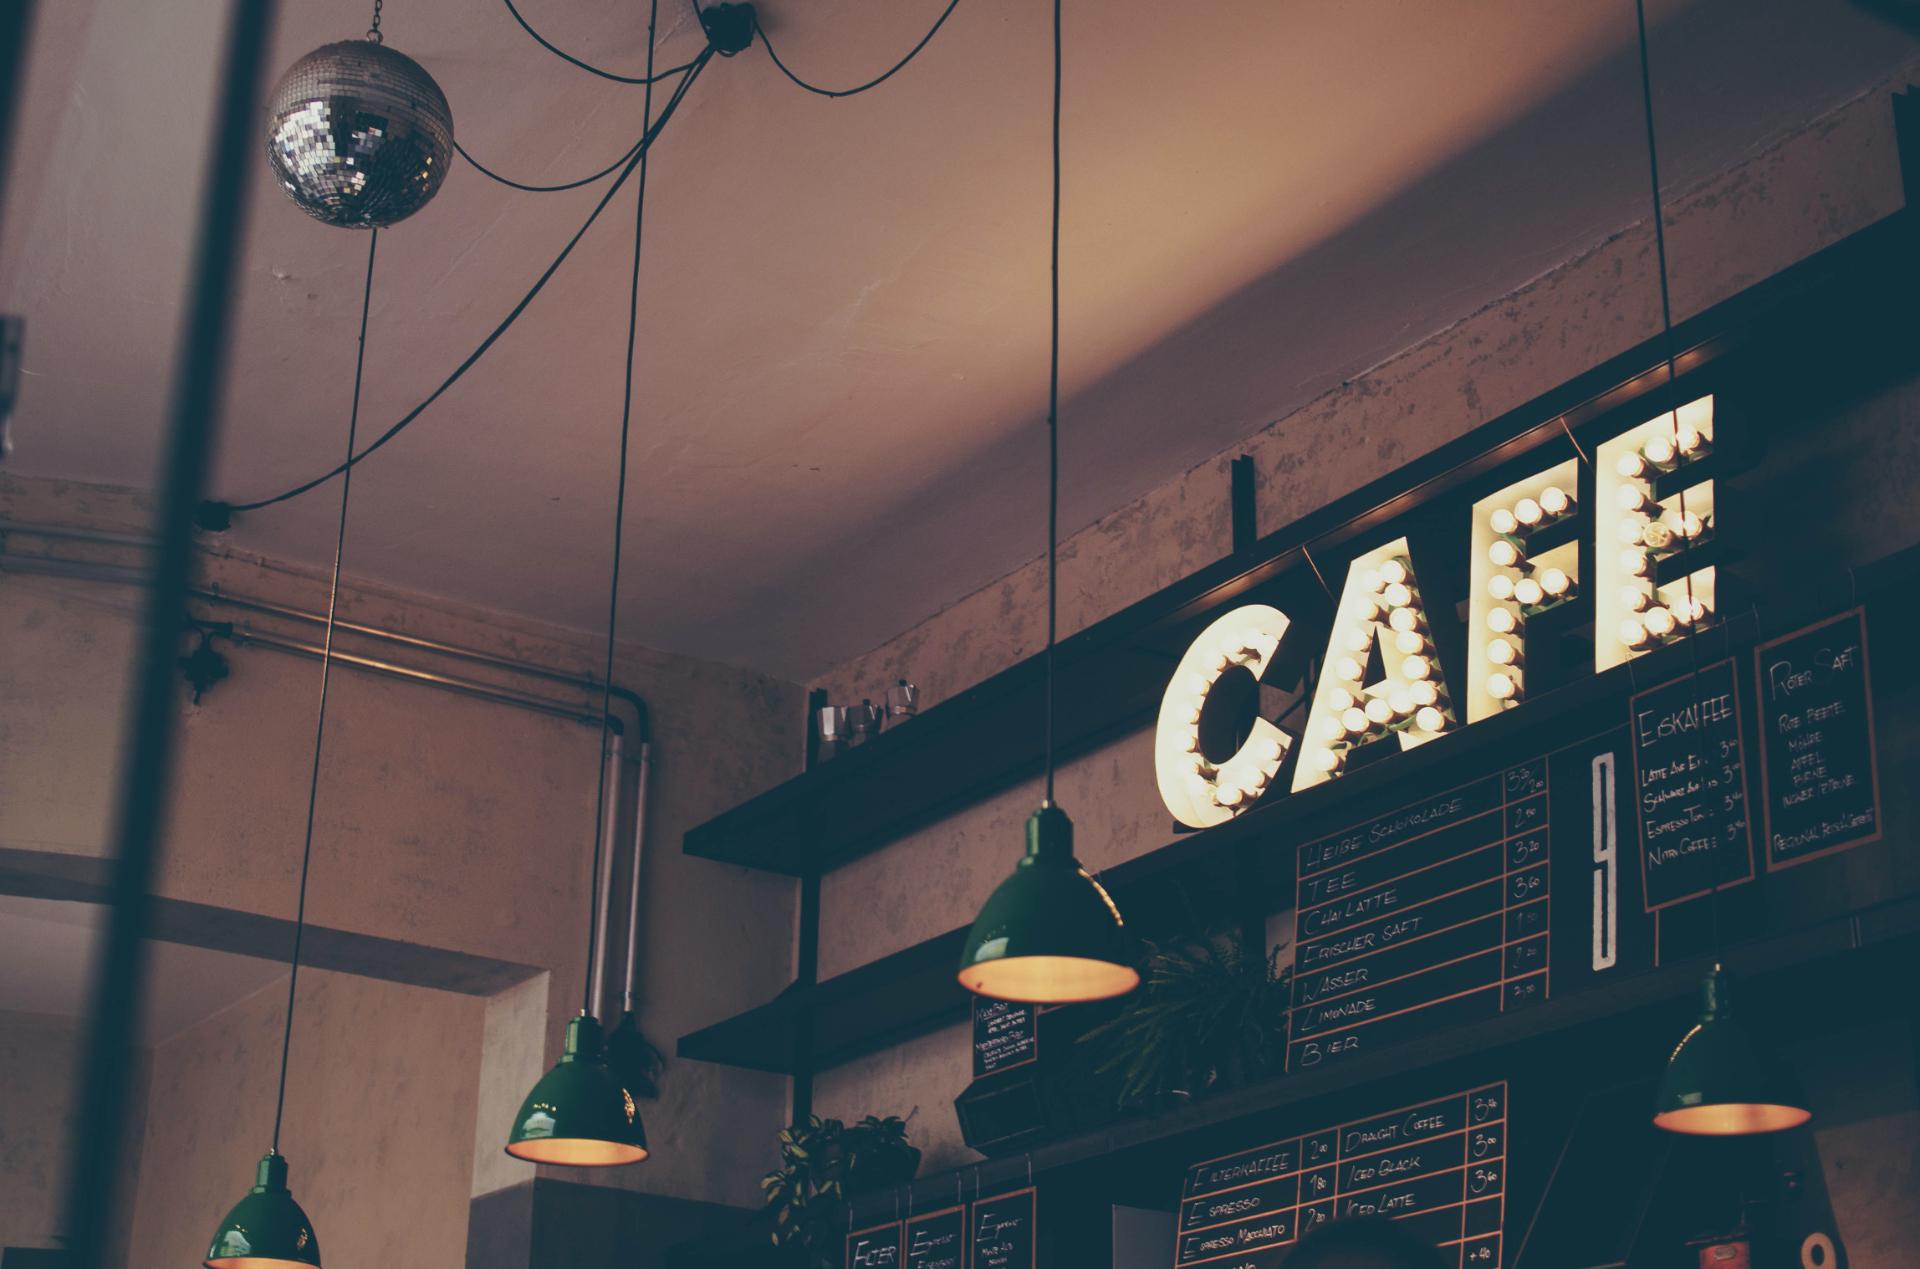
(265, 39, 454, 229)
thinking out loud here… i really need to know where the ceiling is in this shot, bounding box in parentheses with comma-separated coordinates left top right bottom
(0, 896, 286, 1044)
(2, 0, 1915, 680)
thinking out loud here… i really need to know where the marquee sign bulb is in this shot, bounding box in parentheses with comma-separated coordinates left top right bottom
(1409, 680, 1439, 707)
(1488, 638, 1518, 666)
(1416, 705, 1447, 731)
(1617, 517, 1648, 544)
(1490, 508, 1519, 535)
(1395, 630, 1425, 656)
(1616, 452, 1647, 478)
(1334, 656, 1364, 682)
(1621, 549, 1650, 576)
(1644, 606, 1677, 637)
(1326, 687, 1355, 712)
(1387, 690, 1413, 716)
(1488, 575, 1515, 601)
(1488, 540, 1520, 568)
(1485, 673, 1517, 701)
(1342, 707, 1368, 734)
(1540, 567, 1571, 597)
(1644, 434, 1676, 464)
(1514, 498, 1543, 526)
(1539, 486, 1571, 515)
(1677, 426, 1706, 454)
(1513, 578, 1544, 606)
(1389, 606, 1418, 633)
(1618, 617, 1649, 647)
(1380, 559, 1409, 585)
(1364, 697, 1393, 725)
(1402, 655, 1432, 681)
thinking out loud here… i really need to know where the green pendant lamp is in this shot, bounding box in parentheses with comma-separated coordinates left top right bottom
(206, 1154, 321, 1268)
(957, 0, 1138, 1007)
(503, 0, 664, 1168)
(1653, 964, 1810, 1136)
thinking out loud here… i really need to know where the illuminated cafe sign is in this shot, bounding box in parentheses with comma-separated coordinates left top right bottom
(1155, 395, 1720, 827)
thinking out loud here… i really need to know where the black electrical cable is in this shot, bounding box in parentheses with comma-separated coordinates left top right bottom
(1043, 0, 1060, 801)
(272, 226, 377, 1151)
(208, 45, 712, 518)
(582, 0, 659, 1019)
(453, 121, 651, 194)
(716, 0, 962, 99)
(503, 0, 694, 84)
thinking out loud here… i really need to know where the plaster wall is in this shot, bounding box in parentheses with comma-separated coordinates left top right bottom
(0, 473, 807, 1213)
(805, 62, 1920, 1185)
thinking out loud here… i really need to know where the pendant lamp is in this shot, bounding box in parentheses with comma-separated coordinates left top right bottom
(503, 0, 665, 1170)
(957, 0, 1138, 1006)
(206, 1154, 320, 1268)
(1653, 965, 1809, 1136)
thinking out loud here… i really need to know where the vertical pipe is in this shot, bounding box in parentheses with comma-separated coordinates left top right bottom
(621, 738, 652, 1009)
(59, 6, 276, 1266)
(587, 726, 625, 1017)
(0, 0, 34, 229)
(792, 871, 821, 1123)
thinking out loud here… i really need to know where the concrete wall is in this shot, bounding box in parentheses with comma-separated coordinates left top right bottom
(0, 473, 809, 1253)
(804, 55, 1920, 1216)
(0, 1011, 84, 1255)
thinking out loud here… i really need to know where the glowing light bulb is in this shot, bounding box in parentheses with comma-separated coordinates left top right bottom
(1380, 558, 1409, 585)
(1616, 484, 1650, 512)
(1514, 498, 1543, 526)
(1335, 656, 1364, 682)
(1365, 697, 1392, 725)
(1680, 595, 1710, 624)
(1643, 434, 1675, 464)
(1540, 486, 1571, 516)
(1343, 626, 1372, 653)
(1342, 707, 1369, 734)
(1488, 574, 1515, 602)
(1184, 772, 1212, 800)
(1383, 582, 1412, 609)
(1488, 638, 1518, 666)
(1616, 452, 1647, 478)
(1354, 599, 1380, 624)
(1409, 680, 1439, 707)
(1394, 630, 1425, 656)
(1540, 567, 1571, 597)
(1618, 617, 1649, 648)
(1643, 521, 1674, 550)
(1677, 426, 1706, 455)
(1403, 655, 1431, 681)
(1487, 607, 1518, 634)
(1486, 673, 1517, 701)
(1621, 549, 1651, 576)
(1620, 587, 1650, 612)
(1489, 540, 1520, 568)
(1616, 517, 1648, 544)
(1182, 729, 1203, 754)
(1389, 606, 1417, 633)
(1216, 783, 1246, 807)
(1360, 569, 1385, 594)
(1667, 510, 1704, 539)
(1643, 606, 1676, 638)
(1184, 672, 1210, 696)
(1416, 705, 1447, 731)
(1181, 703, 1202, 726)
(1489, 508, 1519, 535)
(1513, 578, 1544, 606)
(1313, 748, 1342, 773)
(1387, 689, 1413, 716)
(1325, 687, 1355, 712)
(1316, 715, 1345, 741)
(1253, 737, 1285, 764)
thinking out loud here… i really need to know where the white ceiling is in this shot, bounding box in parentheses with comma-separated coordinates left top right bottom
(0, 896, 286, 1045)
(2, 0, 1914, 680)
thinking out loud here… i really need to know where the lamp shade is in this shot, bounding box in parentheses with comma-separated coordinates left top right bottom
(205, 1152, 320, 1268)
(958, 804, 1140, 1004)
(1654, 965, 1810, 1136)
(505, 1013, 648, 1166)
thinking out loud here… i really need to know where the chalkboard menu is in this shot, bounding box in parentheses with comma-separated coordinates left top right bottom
(1290, 764, 1551, 1073)
(906, 1206, 966, 1269)
(972, 997, 1038, 1078)
(1754, 609, 1882, 871)
(847, 1220, 904, 1269)
(969, 1188, 1035, 1269)
(1630, 659, 1754, 910)
(1174, 1083, 1508, 1268)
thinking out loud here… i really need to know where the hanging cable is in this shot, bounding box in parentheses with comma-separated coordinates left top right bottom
(720, 0, 962, 98)
(454, 114, 659, 194)
(503, 0, 694, 84)
(270, 226, 377, 1151)
(1042, 0, 1060, 802)
(204, 44, 714, 522)
(582, 0, 660, 1018)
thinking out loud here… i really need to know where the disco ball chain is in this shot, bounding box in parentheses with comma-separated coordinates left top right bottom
(368, 0, 384, 45)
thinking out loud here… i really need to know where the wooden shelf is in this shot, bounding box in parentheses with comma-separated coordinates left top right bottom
(681, 211, 1916, 879)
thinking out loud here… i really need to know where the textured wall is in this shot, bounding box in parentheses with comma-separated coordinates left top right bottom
(0, 1011, 82, 1255)
(808, 64, 1920, 1186)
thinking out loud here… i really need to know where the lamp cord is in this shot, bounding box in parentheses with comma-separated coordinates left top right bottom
(1633, 0, 1720, 958)
(502, 0, 693, 84)
(753, 0, 963, 99)
(583, 0, 661, 1018)
(1042, 0, 1061, 804)
(210, 44, 712, 519)
(270, 227, 378, 1153)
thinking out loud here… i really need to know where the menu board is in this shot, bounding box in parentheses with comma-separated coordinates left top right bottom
(1290, 764, 1551, 1073)
(1630, 660, 1754, 910)
(848, 1221, 904, 1269)
(970, 1189, 1035, 1269)
(1754, 609, 1881, 870)
(907, 1206, 967, 1269)
(972, 997, 1038, 1078)
(1174, 1083, 1508, 1268)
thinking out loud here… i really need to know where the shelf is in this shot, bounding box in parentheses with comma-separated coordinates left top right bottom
(682, 210, 1916, 878)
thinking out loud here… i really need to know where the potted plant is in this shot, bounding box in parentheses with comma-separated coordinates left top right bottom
(1077, 929, 1289, 1110)
(761, 1112, 921, 1265)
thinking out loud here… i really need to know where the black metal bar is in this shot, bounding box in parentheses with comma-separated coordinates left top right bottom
(792, 870, 821, 1121)
(57, 5, 275, 1266)
(1895, 86, 1920, 217)
(0, 0, 35, 228)
(805, 686, 828, 771)
(1230, 454, 1257, 553)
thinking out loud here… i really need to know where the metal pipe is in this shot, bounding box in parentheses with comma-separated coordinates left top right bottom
(587, 728, 624, 1016)
(621, 738, 653, 1009)
(0, 518, 160, 549)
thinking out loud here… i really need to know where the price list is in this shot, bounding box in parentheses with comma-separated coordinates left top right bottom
(1172, 1083, 1509, 1268)
(1289, 763, 1551, 1073)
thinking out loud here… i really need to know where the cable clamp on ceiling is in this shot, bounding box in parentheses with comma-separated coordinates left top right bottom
(699, 2, 757, 56)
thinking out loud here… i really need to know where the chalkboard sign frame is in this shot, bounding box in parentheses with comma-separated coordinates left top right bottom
(968, 1187, 1036, 1269)
(905, 1205, 967, 1269)
(847, 1219, 905, 1269)
(1754, 607, 1883, 872)
(1629, 658, 1756, 912)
